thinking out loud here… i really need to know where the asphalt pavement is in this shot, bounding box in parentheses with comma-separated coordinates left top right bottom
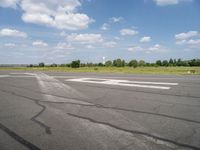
(0, 70, 200, 150)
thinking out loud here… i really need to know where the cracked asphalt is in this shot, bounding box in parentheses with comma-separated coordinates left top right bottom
(0, 70, 200, 150)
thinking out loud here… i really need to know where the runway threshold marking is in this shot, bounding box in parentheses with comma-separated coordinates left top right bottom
(66, 78, 178, 90)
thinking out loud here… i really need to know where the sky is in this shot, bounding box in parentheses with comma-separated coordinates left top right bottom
(0, 0, 200, 64)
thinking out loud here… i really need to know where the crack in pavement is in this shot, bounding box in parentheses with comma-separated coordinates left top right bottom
(41, 100, 200, 125)
(1, 86, 200, 126)
(0, 89, 52, 135)
(0, 88, 200, 149)
(0, 122, 41, 150)
(66, 113, 200, 150)
(31, 100, 51, 134)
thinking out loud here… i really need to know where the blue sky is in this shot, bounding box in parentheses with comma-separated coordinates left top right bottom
(0, 0, 199, 64)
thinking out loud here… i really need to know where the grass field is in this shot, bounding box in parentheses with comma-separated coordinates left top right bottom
(0, 67, 200, 75)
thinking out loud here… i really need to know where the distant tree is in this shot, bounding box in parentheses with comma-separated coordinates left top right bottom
(177, 59, 182, 66)
(169, 58, 173, 66)
(80, 63, 86, 67)
(196, 59, 200, 66)
(128, 60, 138, 68)
(50, 63, 57, 67)
(28, 64, 33, 67)
(162, 60, 169, 67)
(173, 59, 177, 66)
(39, 62, 45, 67)
(98, 63, 104, 67)
(71, 60, 80, 68)
(138, 60, 145, 67)
(105, 60, 112, 67)
(122, 60, 125, 67)
(113, 59, 124, 67)
(156, 60, 162, 66)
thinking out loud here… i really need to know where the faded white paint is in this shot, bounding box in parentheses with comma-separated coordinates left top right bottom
(66, 78, 178, 90)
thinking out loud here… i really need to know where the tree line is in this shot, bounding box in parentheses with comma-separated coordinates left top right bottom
(28, 58, 200, 68)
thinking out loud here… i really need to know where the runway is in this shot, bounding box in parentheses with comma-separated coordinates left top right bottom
(0, 70, 200, 150)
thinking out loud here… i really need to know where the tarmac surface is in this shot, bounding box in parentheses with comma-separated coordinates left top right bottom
(0, 70, 200, 150)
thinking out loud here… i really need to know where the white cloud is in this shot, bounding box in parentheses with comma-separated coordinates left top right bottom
(0, 0, 19, 8)
(154, 0, 192, 6)
(188, 39, 200, 45)
(101, 23, 109, 31)
(110, 17, 123, 23)
(4, 43, 16, 47)
(55, 42, 73, 50)
(128, 44, 167, 53)
(120, 28, 138, 36)
(60, 31, 67, 37)
(175, 31, 200, 49)
(85, 45, 95, 49)
(140, 36, 152, 43)
(67, 33, 103, 44)
(103, 41, 117, 48)
(175, 39, 187, 45)
(0, 28, 27, 38)
(0, 0, 93, 30)
(128, 46, 144, 52)
(32, 40, 48, 47)
(175, 31, 199, 40)
(148, 44, 166, 53)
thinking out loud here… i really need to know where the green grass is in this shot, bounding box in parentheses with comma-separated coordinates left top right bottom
(0, 67, 200, 75)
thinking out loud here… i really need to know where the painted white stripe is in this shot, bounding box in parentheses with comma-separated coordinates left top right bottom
(0, 75, 10, 78)
(80, 78, 178, 85)
(66, 78, 177, 90)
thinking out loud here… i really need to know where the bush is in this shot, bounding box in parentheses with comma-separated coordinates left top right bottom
(71, 60, 80, 68)
(39, 62, 45, 67)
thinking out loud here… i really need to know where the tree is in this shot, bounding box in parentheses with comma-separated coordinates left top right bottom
(50, 63, 57, 67)
(98, 63, 104, 67)
(138, 60, 145, 67)
(162, 60, 169, 67)
(105, 60, 112, 67)
(169, 58, 173, 66)
(156, 60, 162, 66)
(71, 60, 80, 68)
(177, 59, 182, 66)
(128, 60, 138, 68)
(113, 59, 124, 67)
(39, 62, 45, 67)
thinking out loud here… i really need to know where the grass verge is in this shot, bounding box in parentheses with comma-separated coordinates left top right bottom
(0, 67, 200, 75)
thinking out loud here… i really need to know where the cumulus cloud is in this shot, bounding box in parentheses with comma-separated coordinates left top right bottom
(103, 41, 117, 48)
(175, 31, 199, 40)
(110, 17, 123, 23)
(140, 36, 152, 43)
(101, 23, 109, 31)
(128, 46, 144, 52)
(120, 28, 138, 36)
(55, 42, 73, 50)
(32, 40, 48, 47)
(85, 45, 95, 49)
(0, 28, 27, 38)
(0, 0, 19, 8)
(128, 44, 167, 53)
(154, 0, 192, 6)
(0, 0, 93, 30)
(175, 31, 200, 49)
(67, 33, 103, 44)
(4, 43, 16, 47)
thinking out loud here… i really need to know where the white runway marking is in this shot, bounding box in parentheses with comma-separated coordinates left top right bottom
(66, 78, 178, 90)
(0, 75, 10, 78)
